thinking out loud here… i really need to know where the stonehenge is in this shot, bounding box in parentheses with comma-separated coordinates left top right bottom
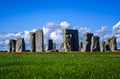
(59, 42, 64, 52)
(29, 29, 44, 52)
(30, 32, 36, 52)
(91, 36, 100, 52)
(8, 28, 118, 52)
(35, 30, 44, 52)
(84, 32, 93, 52)
(8, 38, 25, 52)
(46, 39, 53, 52)
(62, 29, 79, 52)
(110, 36, 117, 51)
(16, 38, 25, 52)
(8, 39, 16, 52)
(100, 41, 105, 52)
(105, 36, 117, 52)
(79, 40, 83, 52)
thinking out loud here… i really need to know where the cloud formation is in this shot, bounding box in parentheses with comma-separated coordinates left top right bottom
(0, 29, 37, 50)
(0, 21, 120, 50)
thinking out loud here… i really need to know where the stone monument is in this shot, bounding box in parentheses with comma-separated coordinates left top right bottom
(35, 29, 44, 52)
(110, 36, 117, 52)
(84, 32, 93, 52)
(30, 32, 36, 52)
(16, 38, 25, 52)
(91, 36, 100, 52)
(63, 29, 79, 52)
(100, 41, 105, 52)
(46, 39, 53, 51)
(79, 40, 83, 52)
(8, 39, 16, 52)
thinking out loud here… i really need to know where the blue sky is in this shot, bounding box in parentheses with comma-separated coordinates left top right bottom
(0, 0, 120, 50)
(0, 0, 120, 32)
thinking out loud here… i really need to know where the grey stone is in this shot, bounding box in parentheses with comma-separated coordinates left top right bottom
(110, 36, 117, 52)
(35, 29, 44, 52)
(62, 29, 79, 52)
(79, 40, 83, 52)
(46, 39, 53, 51)
(100, 41, 105, 52)
(16, 38, 25, 52)
(8, 39, 16, 52)
(59, 42, 65, 52)
(105, 38, 111, 51)
(53, 43, 56, 51)
(29, 32, 36, 52)
(91, 36, 100, 52)
(84, 32, 93, 52)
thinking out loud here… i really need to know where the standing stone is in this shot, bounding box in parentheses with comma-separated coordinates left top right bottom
(53, 43, 56, 51)
(79, 40, 83, 52)
(29, 32, 36, 52)
(91, 36, 100, 52)
(63, 29, 79, 52)
(59, 42, 65, 52)
(35, 29, 44, 52)
(16, 38, 25, 52)
(105, 38, 111, 51)
(100, 41, 105, 52)
(84, 32, 93, 52)
(8, 39, 16, 52)
(46, 39, 53, 51)
(110, 36, 117, 52)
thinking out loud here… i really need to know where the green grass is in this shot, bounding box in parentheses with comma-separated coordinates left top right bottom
(0, 52, 120, 79)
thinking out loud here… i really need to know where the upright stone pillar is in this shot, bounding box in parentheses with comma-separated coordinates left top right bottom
(8, 39, 16, 52)
(79, 40, 83, 52)
(91, 36, 100, 52)
(59, 42, 65, 52)
(105, 38, 111, 51)
(35, 29, 44, 52)
(16, 38, 25, 52)
(53, 43, 56, 51)
(84, 32, 93, 52)
(63, 29, 79, 52)
(46, 39, 53, 51)
(100, 41, 105, 52)
(110, 36, 117, 52)
(29, 32, 36, 52)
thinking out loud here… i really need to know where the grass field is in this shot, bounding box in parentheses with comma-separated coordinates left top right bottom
(0, 52, 120, 79)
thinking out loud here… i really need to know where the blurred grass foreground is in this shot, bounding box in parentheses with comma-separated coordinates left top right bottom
(0, 52, 120, 79)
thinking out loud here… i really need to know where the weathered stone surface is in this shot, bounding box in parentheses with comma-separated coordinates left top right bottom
(16, 38, 25, 52)
(84, 32, 93, 52)
(105, 38, 111, 51)
(59, 42, 65, 52)
(105, 36, 117, 52)
(79, 40, 83, 52)
(8, 39, 16, 52)
(110, 36, 117, 52)
(63, 29, 79, 52)
(53, 43, 56, 51)
(46, 39, 53, 51)
(100, 41, 105, 52)
(29, 32, 36, 52)
(91, 36, 100, 52)
(35, 29, 44, 52)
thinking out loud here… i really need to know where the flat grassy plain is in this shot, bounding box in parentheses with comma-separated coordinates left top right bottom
(0, 52, 120, 79)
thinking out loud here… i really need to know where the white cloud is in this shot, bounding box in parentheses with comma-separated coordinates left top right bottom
(60, 21, 70, 28)
(95, 26, 107, 35)
(50, 29, 63, 43)
(1, 21, 120, 50)
(112, 21, 120, 43)
(0, 29, 37, 50)
(113, 21, 120, 35)
(43, 22, 64, 43)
